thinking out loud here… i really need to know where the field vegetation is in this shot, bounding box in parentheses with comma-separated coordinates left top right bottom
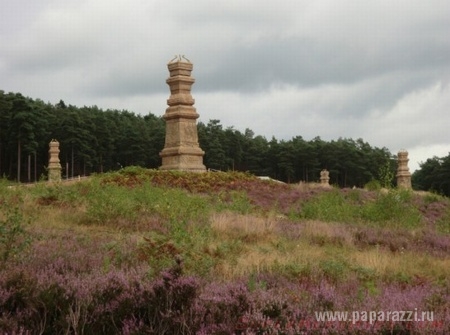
(1, 167, 449, 334)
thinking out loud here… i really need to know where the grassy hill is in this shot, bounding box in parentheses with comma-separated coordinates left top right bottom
(1, 167, 449, 334)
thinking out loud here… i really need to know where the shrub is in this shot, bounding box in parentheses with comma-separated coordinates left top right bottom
(360, 189, 422, 228)
(0, 205, 30, 263)
(378, 161, 395, 189)
(83, 182, 139, 226)
(436, 207, 450, 235)
(33, 182, 85, 208)
(138, 220, 217, 278)
(365, 179, 382, 191)
(319, 259, 349, 284)
(196, 281, 250, 334)
(300, 190, 354, 222)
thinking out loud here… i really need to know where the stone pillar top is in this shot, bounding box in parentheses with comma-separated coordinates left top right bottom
(397, 150, 410, 167)
(165, 56, 196, 108)
(398, 149, 409, 157)
(167, 55, 193, 77)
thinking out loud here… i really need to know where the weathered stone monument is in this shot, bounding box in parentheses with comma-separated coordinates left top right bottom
(48, 139, 62, 182)
(159, 55, 206, 172)
(396, 150, 412, 189)
(320, 169, 331, 187)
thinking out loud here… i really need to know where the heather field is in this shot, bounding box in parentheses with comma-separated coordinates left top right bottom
(1, 167, 450, 334)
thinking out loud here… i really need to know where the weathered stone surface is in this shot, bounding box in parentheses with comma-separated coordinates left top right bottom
(320, 169, 331, 187)
(160, 57, 206, 172)
(396, 150, 412, 189)
(48, 139, 61, 182)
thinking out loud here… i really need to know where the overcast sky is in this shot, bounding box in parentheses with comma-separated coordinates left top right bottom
(1, 0, 450, 171)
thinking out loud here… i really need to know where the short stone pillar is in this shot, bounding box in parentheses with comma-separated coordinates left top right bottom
(159, 55, 206, 172)
(48, 139, 62, 182)
(396, 150, 412, 189)
(320, 169, 330, 187)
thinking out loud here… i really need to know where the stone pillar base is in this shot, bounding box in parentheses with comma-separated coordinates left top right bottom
(48, 169, 62, 182)
(160, 146, 206, 172)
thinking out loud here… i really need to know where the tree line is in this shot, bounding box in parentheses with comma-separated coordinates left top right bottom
(1, 89, 429, 189)
(197, 119, 395, 187)
(412, 155, 450, 196)
(0, 91, 165, 182)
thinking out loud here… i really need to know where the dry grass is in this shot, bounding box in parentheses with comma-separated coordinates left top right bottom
(209, 212, 450, 282)
(350, 248, 450, 280)
(350, 247, 397, 276)
(214, 240, 327, 279)
(296, 181, 332, 191)
(209, 212, 335, 278)
(210, 211, 278, 242)
(302, 220, 354, 247)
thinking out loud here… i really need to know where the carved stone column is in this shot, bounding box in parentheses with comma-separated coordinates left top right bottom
(159, 56, 206, 172)
(320, 169, 331, 187)
(396, 150, 412, 189)
(48, 139, 62, 182)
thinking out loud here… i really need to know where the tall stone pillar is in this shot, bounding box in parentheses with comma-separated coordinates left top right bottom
(396, 150, 412, 189)
(48, 139, 62, 182)
(320, 169, 331, 187)
(159, 56, 206, 172)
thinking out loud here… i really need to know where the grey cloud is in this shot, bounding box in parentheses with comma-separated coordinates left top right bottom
(192, 33, 449, 92)
(1, 0, 449, 168)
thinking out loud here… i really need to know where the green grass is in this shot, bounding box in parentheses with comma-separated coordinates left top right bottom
(296, 188, 422, 228)
(0, 170, 449, 286)
(298, 189, 355, 222)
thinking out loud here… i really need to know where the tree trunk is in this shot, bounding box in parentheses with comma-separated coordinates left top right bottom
(65, 153, 68, 179)
(17, 139, 21, 182)
(71, 146, 74, 179)
(34, 152, 37, 182)
(27, 154, 31, 182)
